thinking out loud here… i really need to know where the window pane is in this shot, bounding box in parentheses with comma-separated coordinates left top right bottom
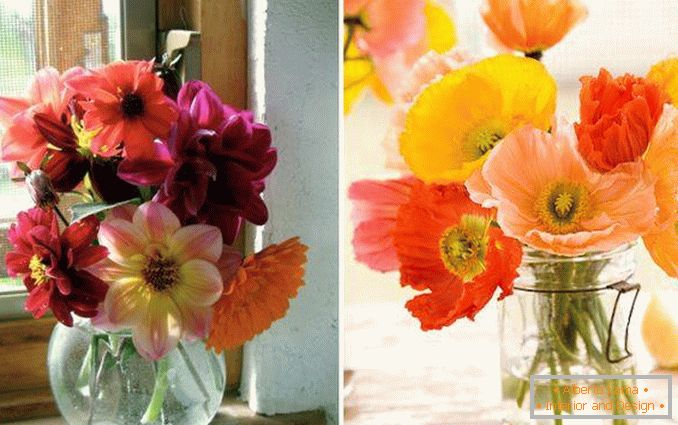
(0, 0, 123, 294)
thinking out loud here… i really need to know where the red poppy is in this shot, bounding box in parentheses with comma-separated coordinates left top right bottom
(392, 181, 522, 330)
(66, 60, 177, 163)
(575, 69, 666, 172)
(5, 208, 109, 326)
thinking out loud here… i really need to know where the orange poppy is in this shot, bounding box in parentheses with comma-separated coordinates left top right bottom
(392, 182, 521, 330)
(481, 0, 587, 57)
(206, 237, 308, 352)
(575, 69, 665, 172)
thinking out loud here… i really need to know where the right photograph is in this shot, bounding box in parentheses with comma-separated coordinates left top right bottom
(342, 1, 678, 424)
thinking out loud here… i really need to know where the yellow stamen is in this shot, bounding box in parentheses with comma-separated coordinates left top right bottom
(439, 214, 491, 282)
(29, 255, 49, 286)
(462, 122, 506, 161)
(70, 116, 101, 157)
(535, 181, 592, 234)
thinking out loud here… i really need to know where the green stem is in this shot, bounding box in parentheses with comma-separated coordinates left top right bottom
(141, 357, 170, 424)
(516, 349, 543, 408)
(546, 350, 563, 425)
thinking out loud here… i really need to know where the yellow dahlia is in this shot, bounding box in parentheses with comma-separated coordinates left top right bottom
(399, 54, 557, 183)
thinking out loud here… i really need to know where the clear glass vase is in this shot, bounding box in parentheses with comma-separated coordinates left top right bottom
(47, 319, 226, 425)
(500, 243, 641, 425)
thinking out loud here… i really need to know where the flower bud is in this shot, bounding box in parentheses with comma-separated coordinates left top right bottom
(26, 169, 59, 208)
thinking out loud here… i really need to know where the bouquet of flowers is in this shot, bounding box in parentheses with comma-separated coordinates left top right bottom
(348, 0, 678, 422)
(0, 59, 307, 423)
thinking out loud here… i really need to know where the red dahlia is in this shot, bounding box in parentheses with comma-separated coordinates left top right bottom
(5, 208, 109, 326)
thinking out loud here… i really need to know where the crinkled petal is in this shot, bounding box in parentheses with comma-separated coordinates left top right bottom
(349, 176, 416, 272)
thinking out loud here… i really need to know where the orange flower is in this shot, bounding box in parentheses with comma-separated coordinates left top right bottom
(206, 238, 307, 352)
(481, 0, 587, 56)
(575, 69, 665, 172)
(642, 105, 678, 277)
(392, 182, 521, 330)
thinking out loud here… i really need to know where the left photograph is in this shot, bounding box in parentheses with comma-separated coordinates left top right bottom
(0, 1, 338, 424)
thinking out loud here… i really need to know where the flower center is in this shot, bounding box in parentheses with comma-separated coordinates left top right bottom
(439, 214, 491, 282)
(462, 123, 506, 161)
(142, 255, 179, 292)
(29, 255, 49, 286)
(535, 181, 591, 234)
(120, 92, 145, 118)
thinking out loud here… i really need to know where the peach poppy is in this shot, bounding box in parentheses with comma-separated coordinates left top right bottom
(647, 57, 678, 106)
(481, 0, 587, 57)
(642, 105, 678, 278)
(206, 237, 307, 352)
(575, 69, 665, 172)
(466, 121, 657, 256)
(383, 50, 474, 172)
(392, 182, 522, 330)
(349, 176, 417, 272)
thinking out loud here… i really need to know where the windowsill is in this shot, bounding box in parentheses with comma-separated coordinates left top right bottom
(11, 391, 326, 425)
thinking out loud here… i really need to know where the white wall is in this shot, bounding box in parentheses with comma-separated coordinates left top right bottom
(242, 1, 339, 423)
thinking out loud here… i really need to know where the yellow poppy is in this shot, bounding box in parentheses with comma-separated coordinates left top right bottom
(647, 57, 678, 106)
(399, 54, 557, 183)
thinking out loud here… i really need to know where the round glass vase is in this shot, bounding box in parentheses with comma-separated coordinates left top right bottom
(47, 319, 226, 425)
(500, 243, 640, 425)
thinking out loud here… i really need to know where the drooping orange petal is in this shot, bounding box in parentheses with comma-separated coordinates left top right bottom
(206, 237, 308, 352)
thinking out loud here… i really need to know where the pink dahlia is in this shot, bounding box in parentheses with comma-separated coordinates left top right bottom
(154, 81, 277, 244)
(96, 201, 225, 360)
(0, 66, 84, 179)
(5, 208, 109, 325)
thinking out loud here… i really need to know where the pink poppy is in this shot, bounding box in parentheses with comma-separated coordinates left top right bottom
(348, 176, 417, 271)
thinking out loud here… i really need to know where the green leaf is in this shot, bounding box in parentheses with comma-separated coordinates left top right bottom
(70, 198, 141, 222)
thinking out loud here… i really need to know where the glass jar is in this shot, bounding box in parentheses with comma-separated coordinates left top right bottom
(500, 243, 640, 425)
(47, 319, 226, 425)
